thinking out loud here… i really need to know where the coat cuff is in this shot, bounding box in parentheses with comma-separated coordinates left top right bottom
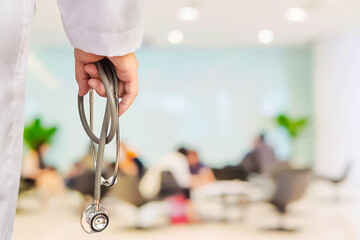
(64, 26, 144, 57)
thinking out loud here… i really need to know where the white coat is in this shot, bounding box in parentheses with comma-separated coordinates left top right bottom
(0, 0, 145, 239)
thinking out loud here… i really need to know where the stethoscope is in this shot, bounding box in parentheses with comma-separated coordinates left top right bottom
(77, 59, 121, 233)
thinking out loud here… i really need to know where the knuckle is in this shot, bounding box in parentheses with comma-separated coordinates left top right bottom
(122, 72, 136, 81)
(134, 58, 139, 68)
(122, 61, 132, 71)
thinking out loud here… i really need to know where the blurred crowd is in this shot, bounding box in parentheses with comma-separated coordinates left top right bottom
(19, 133, 347, 230)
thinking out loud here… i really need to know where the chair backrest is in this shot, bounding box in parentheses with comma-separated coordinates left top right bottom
(109, 172, 148, 207)
(271, 169, 312, 207)
(339, 162, 351, 182)
(212, 167, 248, 181)
(66, 170, 109, 198)
(157, 171, 187, 199)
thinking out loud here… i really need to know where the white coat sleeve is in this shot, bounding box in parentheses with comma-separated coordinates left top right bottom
(57, 0, 145, 57)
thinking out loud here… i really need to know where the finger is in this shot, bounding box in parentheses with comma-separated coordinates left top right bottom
(118, 78, 138, 116)
(84, 64, 101, 79)
(88, 79, 107, 97)
(75, 61, 90, 96)
(110, 53, 138, 83)
(118, 81, 125, 98)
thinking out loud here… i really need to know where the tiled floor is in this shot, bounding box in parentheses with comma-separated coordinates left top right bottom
(12, 181, 360, 240)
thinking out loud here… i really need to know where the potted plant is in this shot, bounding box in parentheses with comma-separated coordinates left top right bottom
(23, 118, 57, 169)
(276, 114, 308, 162)
(276, 114, 307, 139)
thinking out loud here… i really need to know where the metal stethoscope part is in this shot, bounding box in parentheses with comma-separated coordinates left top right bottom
(81, 203, 109, 233)
(78, 59, 121, 233)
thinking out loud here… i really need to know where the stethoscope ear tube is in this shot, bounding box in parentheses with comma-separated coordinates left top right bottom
(78, 59, 121, 233)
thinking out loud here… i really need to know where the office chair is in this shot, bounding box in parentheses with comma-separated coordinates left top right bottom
(315, 162, 351, 201)
(265, 168, 312, 232)
(316, 162, 351, 184)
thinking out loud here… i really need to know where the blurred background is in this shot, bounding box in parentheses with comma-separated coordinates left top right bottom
(14, 0, 360, 239)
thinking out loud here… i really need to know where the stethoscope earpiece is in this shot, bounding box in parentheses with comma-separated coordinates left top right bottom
(81, 204, 109, 234)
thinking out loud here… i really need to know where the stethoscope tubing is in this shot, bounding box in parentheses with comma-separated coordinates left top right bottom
(77, 59, 121, 202)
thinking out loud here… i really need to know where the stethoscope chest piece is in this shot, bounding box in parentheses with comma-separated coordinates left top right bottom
(81, 204, 109, 233)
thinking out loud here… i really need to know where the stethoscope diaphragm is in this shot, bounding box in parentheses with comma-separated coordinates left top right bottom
(81, 204, 109, 233)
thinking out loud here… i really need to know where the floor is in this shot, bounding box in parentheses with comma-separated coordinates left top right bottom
(12, 181, 360, 240)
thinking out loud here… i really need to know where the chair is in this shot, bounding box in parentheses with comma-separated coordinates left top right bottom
(316, 162, 351, 184)
(66, 169, 110, 198)
(212, 167, 248, 181)
(109, 172, 148, 208)
(315, 162, 351, 201)
(157, 171, 189, 199)
(265, 169, 312, 232)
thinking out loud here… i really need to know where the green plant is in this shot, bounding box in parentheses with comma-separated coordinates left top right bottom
(276, 114, 308, 139)
(23, 118, 57, 169)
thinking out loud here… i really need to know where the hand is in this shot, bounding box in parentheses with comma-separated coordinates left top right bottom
(74, 48, 139, 116)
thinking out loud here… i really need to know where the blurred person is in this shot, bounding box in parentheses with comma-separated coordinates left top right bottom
(21, 150, 41, 180)
(67, 161, 87, 178)
(179, 148, 216, 222)
(96, 145, 149, 229)
(139, 148, 193, 223)
(21, 143, 51, 180)
(181, 149, 215, 189)
(140, 148, 191, 200)
(35, 166, 67, 210)
(239, 134, 280, 176)
(119, 142, 146, 179)
(67, 145, 97, 178)
(0, 1, 145, 239)
(103, 143, 147, 209)
(233, 134, 289, 202)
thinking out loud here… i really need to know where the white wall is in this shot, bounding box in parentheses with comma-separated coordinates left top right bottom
(25, 46, 313, 171)
(313, 31, 360, 184)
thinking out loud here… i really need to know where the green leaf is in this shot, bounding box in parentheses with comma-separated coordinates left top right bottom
(275, 114, 308, 139)
(23, 118, 58, 150)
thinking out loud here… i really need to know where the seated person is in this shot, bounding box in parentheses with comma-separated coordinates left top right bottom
(139, 148, 193, 222)
(239, 134, 279, 176)
(119, 142, 146, 179)
(179, 148, 215, 189)
(139, 148, 192, 200)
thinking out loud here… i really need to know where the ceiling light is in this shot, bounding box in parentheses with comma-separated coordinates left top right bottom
(258, 30, 274, 44)
(168, 30, 184, 44)
(177, 7, 199, 21)
(285, 7, 308, 22)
